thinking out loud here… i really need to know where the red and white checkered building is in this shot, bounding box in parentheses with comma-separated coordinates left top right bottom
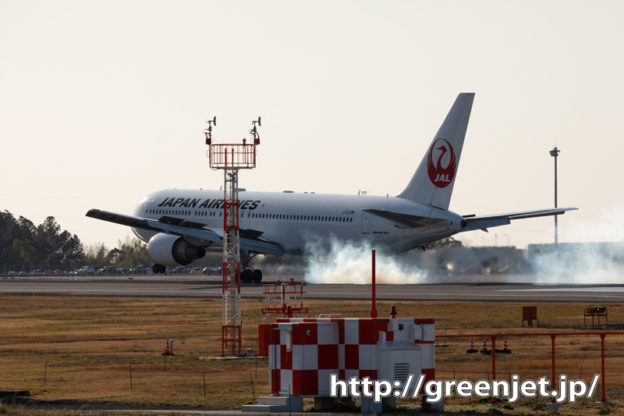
(259, 317, 435, 396)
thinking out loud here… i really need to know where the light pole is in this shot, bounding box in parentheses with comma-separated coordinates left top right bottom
(549, 147, 560, 246)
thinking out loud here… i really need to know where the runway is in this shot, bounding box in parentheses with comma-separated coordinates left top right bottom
(2, 276, 624, 301)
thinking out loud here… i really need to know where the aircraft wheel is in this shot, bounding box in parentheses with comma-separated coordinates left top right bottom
(252, 269, 263, 283)
(241, 269, 253, 283)
(152, 264, 166, 274)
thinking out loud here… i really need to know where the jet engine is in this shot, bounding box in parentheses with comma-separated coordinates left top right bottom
(147, 233, 206, 266)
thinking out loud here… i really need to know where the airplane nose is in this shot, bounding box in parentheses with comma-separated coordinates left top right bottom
(134, 197, 149, 217)
(131, 197, 154, 243)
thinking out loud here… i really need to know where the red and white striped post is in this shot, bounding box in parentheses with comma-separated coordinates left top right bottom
(370, 250, 377, 318)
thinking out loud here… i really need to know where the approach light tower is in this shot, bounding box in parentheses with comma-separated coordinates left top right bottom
(549, 147, 560, 246)
(205, 116, 261, 357)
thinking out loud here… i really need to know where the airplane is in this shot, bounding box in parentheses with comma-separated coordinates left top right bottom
(86, 93, 576, 283)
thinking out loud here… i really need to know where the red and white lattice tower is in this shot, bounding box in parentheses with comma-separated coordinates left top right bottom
(205, 116, 261, 356)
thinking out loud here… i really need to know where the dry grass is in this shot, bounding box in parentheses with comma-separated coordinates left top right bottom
(0, 296, 623, 414)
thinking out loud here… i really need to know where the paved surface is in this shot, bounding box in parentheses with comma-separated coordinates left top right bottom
(2, 276, 624, 301)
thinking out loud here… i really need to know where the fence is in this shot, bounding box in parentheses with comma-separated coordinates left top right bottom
(0, 356, 269, 407)
(436, 331, 624, 403)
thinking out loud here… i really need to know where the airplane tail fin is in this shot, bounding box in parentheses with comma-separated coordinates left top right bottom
(397, 92, 474, 210)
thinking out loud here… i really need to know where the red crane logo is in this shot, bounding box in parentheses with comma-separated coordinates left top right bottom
(427, 138, 456, 188)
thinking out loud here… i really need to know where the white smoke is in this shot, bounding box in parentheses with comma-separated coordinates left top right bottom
(530, 207, 624, 284)
(531, 244, 624, 284)
(303, 237, 429, 284)
(299, 209, 624, 285)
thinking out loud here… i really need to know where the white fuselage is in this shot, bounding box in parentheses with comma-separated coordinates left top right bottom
(87, 94, 575, 268)
(132, 188, 465, 254)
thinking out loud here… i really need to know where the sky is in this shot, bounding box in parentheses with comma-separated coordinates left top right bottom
(1, 0, 623, 249)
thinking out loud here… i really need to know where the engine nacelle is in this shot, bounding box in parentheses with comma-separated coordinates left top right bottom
(147, 233, 206, 266)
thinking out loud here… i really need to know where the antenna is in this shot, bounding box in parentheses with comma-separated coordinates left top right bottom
(204, 116, 217, 145)
(250, 116, 261, 145)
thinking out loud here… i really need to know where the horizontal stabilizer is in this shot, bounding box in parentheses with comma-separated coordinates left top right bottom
(462, 207, 577, 232)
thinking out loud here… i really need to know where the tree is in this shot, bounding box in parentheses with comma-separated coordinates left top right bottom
(110, 237, 151, 268)
(11, 239, 38, 269)
(0, 211, 87, 272)
(84, 244, 110, 269)
(0, 211, 20, 270)
(35, 216, 62, 268)
(82, 237, 151, 269)
(56, 230, 84, 270)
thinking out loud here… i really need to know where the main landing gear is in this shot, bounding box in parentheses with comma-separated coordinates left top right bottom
(240, 250, 263, 283)
(241, 268, 262, 284)
(153, 264, 166, 274)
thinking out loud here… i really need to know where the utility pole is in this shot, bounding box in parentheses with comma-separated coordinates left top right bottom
(549, 147, 560, 246)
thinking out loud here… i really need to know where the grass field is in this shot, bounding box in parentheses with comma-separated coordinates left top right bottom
(1, 295, 624, 414)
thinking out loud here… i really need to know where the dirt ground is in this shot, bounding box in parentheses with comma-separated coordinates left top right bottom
(0, 295, 623, 414)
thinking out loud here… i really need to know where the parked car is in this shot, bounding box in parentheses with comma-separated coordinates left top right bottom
(75, 266, 96, 276)
(96, 266, 117, 275)
(202, 266, 222, 275)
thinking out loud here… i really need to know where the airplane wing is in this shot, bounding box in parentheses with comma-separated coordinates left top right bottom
(85, 209, 284, 255)
(362, 209, 447, 228)
(461, 207, 577, 232)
